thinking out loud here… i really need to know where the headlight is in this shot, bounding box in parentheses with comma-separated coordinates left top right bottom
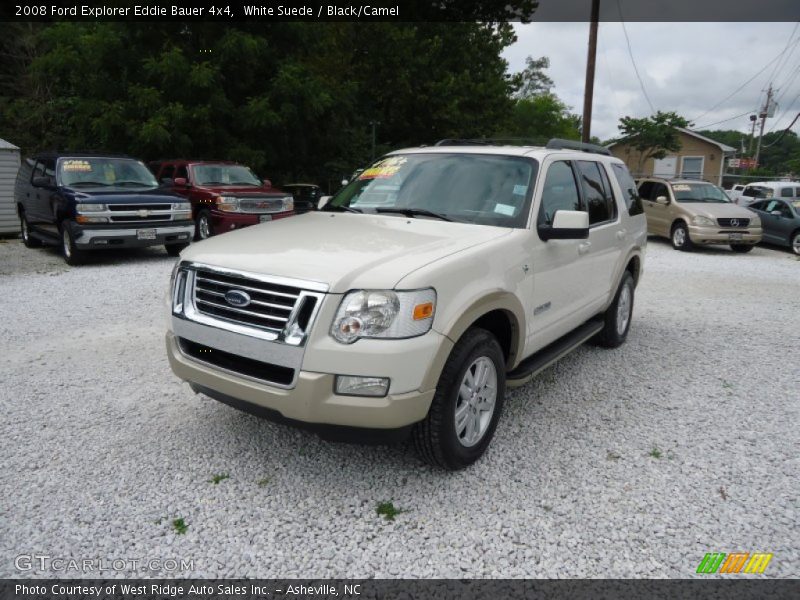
(76, 203, 106, 212)
(281, 196, 294, 211)
(216, 196, 239, 212)
(331, 289, 436, 344)
(172, 202, 191, 211)
(749, 214, 761, 227)
(692, 215, 715, 227)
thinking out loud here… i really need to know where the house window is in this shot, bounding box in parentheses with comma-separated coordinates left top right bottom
(680, 156, 704, 180)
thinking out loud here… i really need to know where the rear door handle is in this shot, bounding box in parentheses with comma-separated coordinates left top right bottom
(578, 241, 592, 255)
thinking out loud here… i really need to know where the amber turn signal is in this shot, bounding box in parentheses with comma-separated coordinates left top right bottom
(412, 302, 434, 321)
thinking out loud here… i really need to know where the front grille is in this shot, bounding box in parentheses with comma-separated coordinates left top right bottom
(193, 268, 314, 334)
(110, 214, 171, 222)
(717, 218, 750, 228)
(177, 337, 295, 385)
(237, 197, 288, 214)
(109, 204, 172, 211)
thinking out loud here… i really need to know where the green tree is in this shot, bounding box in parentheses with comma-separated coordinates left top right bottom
(513, 55, 553, 99)
(617, 111, 690, 174)
(500, 93, 580, 142)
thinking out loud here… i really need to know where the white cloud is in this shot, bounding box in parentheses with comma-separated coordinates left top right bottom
(502, 22, 800, 141)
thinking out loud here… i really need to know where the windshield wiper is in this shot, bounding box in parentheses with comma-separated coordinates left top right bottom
(229, 181, 259, 186)
(113, 181, 153, 187)
(373, 207, 454, 222)
(69, 181, 110, 187)
(322, 204, 362, 213)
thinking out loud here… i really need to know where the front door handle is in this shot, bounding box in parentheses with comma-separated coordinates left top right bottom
(578, 241, 592, 255)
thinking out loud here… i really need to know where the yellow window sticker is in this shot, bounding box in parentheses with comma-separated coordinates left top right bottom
(62, 160, 92, 172)
(359, 157, 407, 180)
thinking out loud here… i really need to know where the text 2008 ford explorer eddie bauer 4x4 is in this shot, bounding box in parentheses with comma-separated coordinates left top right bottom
(16, 153, 194, 265)
(167, 140, 647, 470)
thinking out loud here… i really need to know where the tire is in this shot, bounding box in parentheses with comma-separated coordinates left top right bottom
(195, 210, 212, 241)
(19, 211, 42, 248)
(671, 222, 693, 251)
(730, 244, 754, 253)
(413, 327, 506, 470)
(597, 271, 635, 348)
(60, 221, 87, 266)
(792, 230, 800, 256)
(165, 243, 189, 257)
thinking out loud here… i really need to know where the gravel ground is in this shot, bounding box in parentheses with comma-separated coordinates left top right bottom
(1, 236, 798, 579)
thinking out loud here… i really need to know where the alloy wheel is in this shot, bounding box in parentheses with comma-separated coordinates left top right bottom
(454, 356, 497, 448)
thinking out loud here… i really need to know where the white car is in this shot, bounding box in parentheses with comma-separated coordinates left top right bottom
(166, 140, 648, 469)
(731, 181, 800, 205)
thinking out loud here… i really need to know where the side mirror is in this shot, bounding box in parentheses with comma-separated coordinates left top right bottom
(318, 195, 332, 210)
(538, 210, 589, 241)
(341, 179, 349, 186)
(173, 177, 189, 187)
(32, 176, 52, 187)
(160, 177, 174, 186)
(263, 179, 272, 188)
(655, 195, 670, 205)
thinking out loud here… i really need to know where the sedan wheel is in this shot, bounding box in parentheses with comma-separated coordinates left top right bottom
(793, 232, 800, 256)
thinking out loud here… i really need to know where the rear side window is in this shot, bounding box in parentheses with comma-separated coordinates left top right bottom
(159, 165, 175, 182)
(780, 187, 793, 197)
(576, 160, 616, 225)
(611, 163, 644, 216)
(538, 161, 583, 226)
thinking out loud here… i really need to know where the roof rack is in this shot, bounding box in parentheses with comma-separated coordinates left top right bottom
(434, 139, 493, 146)
(545, 138, 611, 156)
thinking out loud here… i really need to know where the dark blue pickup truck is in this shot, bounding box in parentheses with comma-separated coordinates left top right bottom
(15, 153, 195, 265)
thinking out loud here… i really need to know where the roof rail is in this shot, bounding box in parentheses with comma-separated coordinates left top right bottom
(546, 138, 611, 156)
(434, 139, 493, 146)
(433, 137, 549, 147)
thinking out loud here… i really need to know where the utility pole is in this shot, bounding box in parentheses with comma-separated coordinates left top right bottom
(581, 0, 600, 143)
(748, 114, 757, 154)
(753, 84, 773, 169)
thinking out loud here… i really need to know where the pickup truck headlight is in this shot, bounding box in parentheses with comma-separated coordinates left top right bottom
(216, 196, 239, 212)
(280, 196, 294, 212)
(76, 203, 106, 212)
(692, 215, 715, 227)
(331, 289, 436, 344)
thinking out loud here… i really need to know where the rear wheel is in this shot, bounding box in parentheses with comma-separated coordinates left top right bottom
(413, 328, 505, 470)
(20, 211, 42, 248)
(730, 244, 754, 253)
(60, 222, 87, 266)
(671, 222, 693, 251)
(792, 231, 800, 256)
(165, 243, 189, 257)
(597, 271, 635, 348)
(195, 210, 212, 241)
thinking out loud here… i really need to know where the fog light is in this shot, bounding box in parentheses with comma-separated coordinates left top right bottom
(335, 375, 390, 397)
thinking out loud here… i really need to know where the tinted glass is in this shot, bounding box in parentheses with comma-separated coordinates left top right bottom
(612, 163, 643, 216)
(651, 182, 669, 201)
(537, 161, 582, 227)
(331, 153, 539, 228)
(576, 161, 616, 224)
(780, 187, 793, 197)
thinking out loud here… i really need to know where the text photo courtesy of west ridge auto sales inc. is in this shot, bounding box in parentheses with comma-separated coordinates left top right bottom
(0, 1, 798, 598)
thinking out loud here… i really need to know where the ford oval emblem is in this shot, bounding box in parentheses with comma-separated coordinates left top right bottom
(224, 289, 251, 308)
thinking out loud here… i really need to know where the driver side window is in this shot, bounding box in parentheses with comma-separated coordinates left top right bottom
(537, 161, 583, 227)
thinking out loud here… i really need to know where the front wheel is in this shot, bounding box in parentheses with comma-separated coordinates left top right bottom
(730, 244, 754, 253)
(597, 271, 635, 348)
(165, 243, 189, 257)
(413, 328, 505, 470)
(61, 222, 87, 266)
(671, 222, 693, 251)
(792, 231, 800, 256)
(195, 210, 212, 241)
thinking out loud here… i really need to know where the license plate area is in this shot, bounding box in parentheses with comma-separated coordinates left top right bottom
(728, 232, 743, 241)
(137, 229, 157, 240)
(259, 215, 273, 223)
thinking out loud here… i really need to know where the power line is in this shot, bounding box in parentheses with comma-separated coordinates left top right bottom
(694, 110, 754, 130)
(762, 111, 800, 148)
(616, 0, 655, 114)
(691, 34, 800, 123)
(765, 22, 799, 84)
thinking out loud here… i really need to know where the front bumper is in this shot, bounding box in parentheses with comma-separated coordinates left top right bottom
(688, 226, 763, 245)
(73, 221, 194, 249)
(166, 332, 436, 431)
(210, 210, 294, 235)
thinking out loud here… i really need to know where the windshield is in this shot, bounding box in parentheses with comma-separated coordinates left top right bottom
(328, 153, 538, 227)
(192, 164, 261, 186)
(58, 158, 158, 189)
(672, 182, 730, 203)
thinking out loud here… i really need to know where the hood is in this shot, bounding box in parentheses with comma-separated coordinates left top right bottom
(194, 185, 287, 196)
(682, 202, 759, 220)
(68, 189, 181, 204)
(180, 212, 511, 293)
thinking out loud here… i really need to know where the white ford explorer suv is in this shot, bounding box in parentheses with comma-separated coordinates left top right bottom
(167, 140, 647, 470)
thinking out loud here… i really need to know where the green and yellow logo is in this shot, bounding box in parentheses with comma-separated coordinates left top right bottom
(696, 552, 773, 574)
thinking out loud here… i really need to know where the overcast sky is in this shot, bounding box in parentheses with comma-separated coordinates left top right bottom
(502, 22, 800, 143)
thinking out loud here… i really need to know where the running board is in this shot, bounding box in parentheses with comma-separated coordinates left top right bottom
(506, 317, 604, 388)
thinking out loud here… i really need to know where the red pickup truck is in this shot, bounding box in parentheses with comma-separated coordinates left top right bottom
(150, 160, 294, 240)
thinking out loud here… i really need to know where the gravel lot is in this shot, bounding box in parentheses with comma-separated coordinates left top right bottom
(1, 236, 798, 579)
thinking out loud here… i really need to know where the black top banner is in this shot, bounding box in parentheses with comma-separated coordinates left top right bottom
(2, 0, 800, 22)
